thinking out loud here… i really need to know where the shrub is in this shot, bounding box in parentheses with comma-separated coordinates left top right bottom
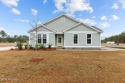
(10, 48, 14, 50)
(16, 42, 23, 50)
(48, 44, 53, 49)
(24, 43, 28, 49)
(28, 45, 33, 49)
(39, 44, 46, 49)
(35, 44, 40, 50)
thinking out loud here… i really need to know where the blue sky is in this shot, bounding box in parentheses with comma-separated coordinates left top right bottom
(0, 0, 125, 39)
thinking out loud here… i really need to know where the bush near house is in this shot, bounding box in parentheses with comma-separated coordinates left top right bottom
(48, 44, 53, 49)
(16, 42, 23, 50)
(28, 45, 33, 50)
(39, 44, 46, 49)
(24, 43, 28, 49)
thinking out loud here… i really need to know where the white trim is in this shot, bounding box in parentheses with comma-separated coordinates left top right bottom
(80, 23, 102, 33)
(100, 34, 101, 48)
(86, 33, 92, 45)
(29, 34, 30, 45)
(47, 34, 49, 44)
(43, 34, 47, 44)
(28, 24, 55, 33)
(65, 14, 102, 32)
(65, 31, 97, 33)
(43, 14, 79, 25)
(28, 14, 103, 33)
(30, 32, 53, 34)
(57, 35, 63, 47)
(63, 23, 81, 32)
(37, 34, 42, 44)
(64, 34, 65, 47)
(64, 46, 101, 48)
(55, 32, 63, 34)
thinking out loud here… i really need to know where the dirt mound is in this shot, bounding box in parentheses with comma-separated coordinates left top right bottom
(29, 58, 44, 62)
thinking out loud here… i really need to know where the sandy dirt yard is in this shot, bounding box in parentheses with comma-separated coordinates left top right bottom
(0, 50, 125, 83)
(102, 43, 125, 47)
(0, 43, 16, 47)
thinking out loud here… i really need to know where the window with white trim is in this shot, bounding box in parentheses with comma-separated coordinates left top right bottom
(43, 34, 47, 44)
(38, 34, 41, 43)
(74, 34, 78, 44)
(87, 34, 91, 44)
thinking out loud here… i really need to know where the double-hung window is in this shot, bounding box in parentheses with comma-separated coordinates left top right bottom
(38, 34, 41, 43)
(87, 34, 91, 44)
(74, 34, 78, 44)
(43, 34, 47, 44)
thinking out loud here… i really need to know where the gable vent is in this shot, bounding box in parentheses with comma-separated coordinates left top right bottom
(61, 17, 65, 22)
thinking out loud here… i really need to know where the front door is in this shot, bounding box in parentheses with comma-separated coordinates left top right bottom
(57, 35, 63, 47)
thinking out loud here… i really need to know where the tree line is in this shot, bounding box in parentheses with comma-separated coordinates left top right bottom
(0, 30, 29, 43)
(102, 32, 125, 44)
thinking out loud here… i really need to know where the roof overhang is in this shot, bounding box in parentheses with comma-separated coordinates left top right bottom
(27, 24, 55, 33)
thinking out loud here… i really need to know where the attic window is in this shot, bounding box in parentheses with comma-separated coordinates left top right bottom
(61, 17, 65, 22)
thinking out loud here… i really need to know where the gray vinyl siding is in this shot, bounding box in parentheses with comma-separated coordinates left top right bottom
(68, 24, 96, 32)
(64, 33, 100, 47)
(44, 16, 78, 32)
(92, 33, 100, 46)
(29, 33, 55, 47)
(28, 15, 102, 48)
(30, 26, 52, 33)
(29, 33, 36, 46)
(29, 26, 55, 47)
(37, 26, 52, 32)
(49, 33, 55, 47)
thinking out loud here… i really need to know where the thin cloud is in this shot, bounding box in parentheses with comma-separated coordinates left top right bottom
(43, 0, 47, 4)
(78, 18, 96, 26)
(15, 19, 29, 23)
(11, 8, 21, 15)
(31, 9, 38, 15)
(112, 3, 119, 10)
(53, 0, 93, 15)
(111, 15, 120, 20)
(119, 0, 125, 9)
(0, 27, 6, 31)
(0, 0, 19, 7)
(101, 16, 107, 21)
(99, 22, 110, 28)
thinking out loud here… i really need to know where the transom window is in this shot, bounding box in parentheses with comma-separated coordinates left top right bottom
(43, 34, 47, 44)
(87, 34, 91, 44)
(74, 34, 78, 44)
(38, 34, 41, 43)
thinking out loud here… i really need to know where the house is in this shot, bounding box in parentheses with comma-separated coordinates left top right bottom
(28, 14, 103, 48)
(107, 41, 115, 44)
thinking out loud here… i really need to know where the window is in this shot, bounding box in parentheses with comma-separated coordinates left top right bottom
(74, 34, 78, 44)
(43, 34, 47, 44)
(87, 34, 91, 44)
(58, 37, 61, 43)
(38, 34, 41, 43)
